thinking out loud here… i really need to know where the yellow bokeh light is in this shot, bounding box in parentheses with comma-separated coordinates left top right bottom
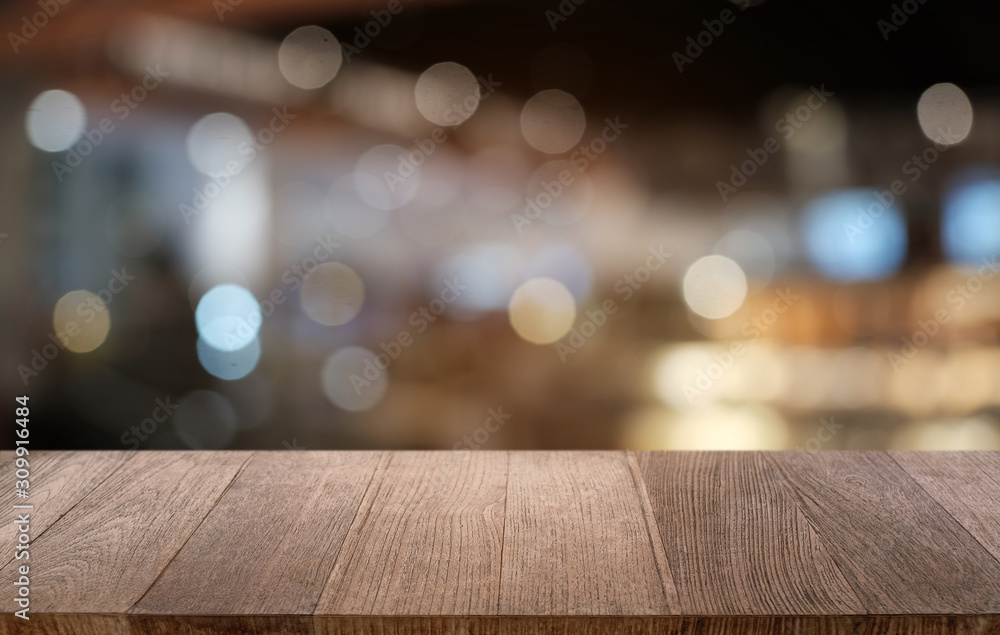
(508, 277, 576, 344)
(682, 255, 747, 319)
(621, 405, 789, 450)
(300, 263, 365, 326)
(53, 290, 111, 353)
(890, 416, 1000, 451)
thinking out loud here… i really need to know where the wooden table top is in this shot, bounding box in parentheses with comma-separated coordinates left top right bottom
(2, 451, 999, 634)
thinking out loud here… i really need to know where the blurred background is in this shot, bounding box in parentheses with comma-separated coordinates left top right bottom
(2, 0, 1000, 452)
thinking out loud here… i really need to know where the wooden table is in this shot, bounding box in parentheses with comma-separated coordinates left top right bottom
(2, 451, 999, 634)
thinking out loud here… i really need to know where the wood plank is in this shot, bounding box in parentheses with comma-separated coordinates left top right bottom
(891, 451, 1000, 565)
(8, 614, 997, 635)
(3, 449, 1000, 632)
(314, 616, 499, 635)
(495, 615, 1000, 635)
(0, 614, 313, 635)
(0, 614, 130, 635)
(129, 615, 314, 634)
(633, 451, 863, 615)
(767, 451, 1000, 614)
(133, 451, 382, 616)
(0, 451, 133, 568)
(315, 451, 507, 616)
(498, 451, 677, 616)
(0, 451, 252, 614)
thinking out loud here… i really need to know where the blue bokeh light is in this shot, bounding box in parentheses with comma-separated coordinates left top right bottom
(942, 170, 1000, 266)
(432, 244, 521, 316)
(197, 336, 261, 380)
(802, 189, 907, 282)
(195, 283, 262, 352)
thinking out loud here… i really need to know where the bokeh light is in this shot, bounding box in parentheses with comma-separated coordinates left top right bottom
(197, 336, 261, 380)
(508, 277, 577, 344)
(802, 189, 907, 282)
(414, 62, 480, 126)
(890, 416, 1000, 451)
(785, 95, 847, 154)
(188, 264, 250, 310)
(780, 347, 835, 410)
(321, 346, 389, 411)
(300, 262, 365, 326)
(185, 112, 252, 175)
(942, 170, 1000, 266)
(622, 405, 789, 450)
(12, 5, 1000, 456)
(434, 243, 523, 314)
(651, 344, 725, 408)
(26, 89, 86, 152)
(917, 82, 973, 146)
(278, 26, 342, 89)
(682, 255, 747, 319)
(173, 390, 239, 449)
(53, 290, 111, 353)
(195, 283, 262, 352)
(520, 89, 586, 154)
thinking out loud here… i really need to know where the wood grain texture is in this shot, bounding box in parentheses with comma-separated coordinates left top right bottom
(315, 451, 507, 616)
(495, 616, 1000, 635)
(891, 451, 1000, 564)
(0, 451, 133, 566)
(129, 615, 314, 634)
(767, 451, 1000, 614)
(499, 451, 677, 616)
(134, 451, 382, 616)
(0, 614, 131, 635)
(8, 615, 996, 635)
(634, 451, 864, 615)
(0, 451, 252, 614)
(4, 450, 1000, 635)
(314, 616, 498, 635)
(0, 614, 312, 635)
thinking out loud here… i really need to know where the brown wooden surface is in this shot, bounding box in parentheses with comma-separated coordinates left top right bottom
(499, 451, 677, 616)
(316, 451, 506, 616)
(766, 451, 1000, 615)
(634, 451, 863, 615)
(890, 451, 1000, 565)
(0, 451, 133, 568)
(134, 451, 382, 616)
(2, 450, 1000, 635)
(1, 451, 251, 614)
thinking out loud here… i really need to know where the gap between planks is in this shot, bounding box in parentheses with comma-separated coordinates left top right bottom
(127, 451, 259, 612)
(0, 451, 138, 572)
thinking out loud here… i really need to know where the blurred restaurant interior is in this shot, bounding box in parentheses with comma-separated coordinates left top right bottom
(2, 0, 1000, 451)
